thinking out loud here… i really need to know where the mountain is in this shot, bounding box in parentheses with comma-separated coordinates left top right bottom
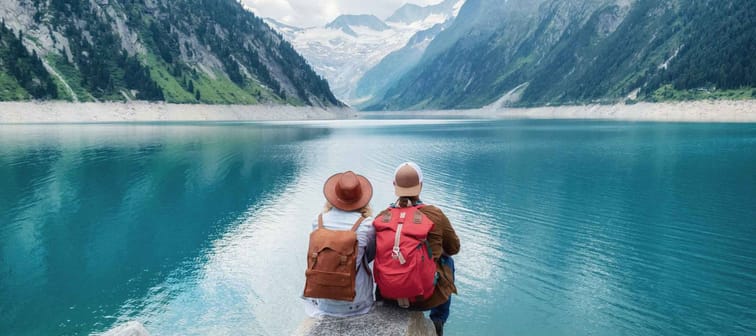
(386, 0, 462, 24)
(265, 18, 304, 33)
(369, 0, 756, 110)
(0, 0, 341, 106)
(0, 21, 58, 100)
(266, 1, 463, 106)
(353, 20, 452, 109)
(325, 15, 390, 36)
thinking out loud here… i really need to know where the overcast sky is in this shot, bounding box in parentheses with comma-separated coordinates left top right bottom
(242, 0, 445, 27)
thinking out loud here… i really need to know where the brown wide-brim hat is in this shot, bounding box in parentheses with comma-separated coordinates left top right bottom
(323, 171, 373, 211)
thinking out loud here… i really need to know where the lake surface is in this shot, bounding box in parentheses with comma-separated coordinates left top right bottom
(1, 119, 755, 335)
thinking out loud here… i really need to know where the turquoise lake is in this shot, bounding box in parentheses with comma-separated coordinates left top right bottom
(1, 119, 755, 335)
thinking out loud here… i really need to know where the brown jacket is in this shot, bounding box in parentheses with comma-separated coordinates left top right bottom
(376, 204, 460, 309)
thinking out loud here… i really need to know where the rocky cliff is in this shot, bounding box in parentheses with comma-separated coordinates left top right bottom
(0, 0, 341, 107)
(368, 0, 756, 110)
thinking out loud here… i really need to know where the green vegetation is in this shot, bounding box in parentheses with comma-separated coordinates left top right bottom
(647, 1, 756, 95)
(142, 54, 194, 103)
(192, 75, 258, 105)
(371, 0, 756, 110)
(0, 71, 28, 100)
(117, 0, 335, 105)
(46, 54, 94, 102)
(0, 0, 341, 106)
(46, 70, 74, 101)
(46, 0, 164, 102)
(649, 85, 755, 102)
(143, 53, 281, 104)
(0, 21, 57, 100)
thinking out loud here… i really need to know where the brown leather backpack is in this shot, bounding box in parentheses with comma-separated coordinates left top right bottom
(303, 213, 368, 301)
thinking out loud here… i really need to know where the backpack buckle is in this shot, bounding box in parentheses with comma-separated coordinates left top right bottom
(392, 247, 406, 265)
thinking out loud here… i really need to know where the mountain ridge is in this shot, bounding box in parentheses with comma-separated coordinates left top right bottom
(325, 14, 390, 37)
(266, 0, 462, 106)
(353, 20, 453, 109)
(386, 0, 461, 24)
(368, 0, 756, 110)
(0, 0, 341, 107)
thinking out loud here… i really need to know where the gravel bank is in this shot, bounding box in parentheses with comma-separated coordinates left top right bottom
(0, 102, 354, 123)
(360, 100, 756, 122)
(1, 100, 755, 123)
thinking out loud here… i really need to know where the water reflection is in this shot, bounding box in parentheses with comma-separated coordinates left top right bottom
(0, 124, 330, 334)
(1, 120, 755, 336)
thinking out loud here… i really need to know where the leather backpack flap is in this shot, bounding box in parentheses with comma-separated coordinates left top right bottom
(304, 214, 367, 301)
(304, 228, 360, 301)
(305, 238, 359, 285)
(307, 229, 358, 268)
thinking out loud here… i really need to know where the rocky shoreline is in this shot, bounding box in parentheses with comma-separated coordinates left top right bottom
(0, 101, 355, 123)
(362, 100, 756, 123)
(1, 100, 755, 123)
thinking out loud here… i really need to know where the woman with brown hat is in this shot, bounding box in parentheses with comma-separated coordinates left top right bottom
(302, 171, 376, 317)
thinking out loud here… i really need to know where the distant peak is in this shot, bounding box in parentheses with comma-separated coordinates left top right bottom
(325, 14, 390, 35)
(264, 18, 303, 31)
(386, 0, 462, 24)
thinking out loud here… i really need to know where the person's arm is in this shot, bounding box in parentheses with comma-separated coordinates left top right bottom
(427, 218, 444, 260)
(420, 205, 460, 258)
(433, 208, 460, 256)
(441, 216, 460, 256)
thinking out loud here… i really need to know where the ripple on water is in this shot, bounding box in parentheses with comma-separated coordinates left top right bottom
(1, 121, 755, 335)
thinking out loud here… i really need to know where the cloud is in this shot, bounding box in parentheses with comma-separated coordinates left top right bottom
(242, 0, 445, 27)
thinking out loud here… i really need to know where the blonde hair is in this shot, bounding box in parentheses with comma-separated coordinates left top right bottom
(323, 201, 373, 218)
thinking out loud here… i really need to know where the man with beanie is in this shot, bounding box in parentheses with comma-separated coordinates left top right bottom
(377, 162, 460, 336)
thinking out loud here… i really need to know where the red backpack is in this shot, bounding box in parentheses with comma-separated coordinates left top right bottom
(373, 205, 436, 307)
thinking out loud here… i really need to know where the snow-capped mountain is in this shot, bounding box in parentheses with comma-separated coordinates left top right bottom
(266, 0, 464, 106)
(325, 14, 391, 36)
(387, 0, 462, 24)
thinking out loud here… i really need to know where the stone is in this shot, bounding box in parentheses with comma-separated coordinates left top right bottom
(293, 302, 437, 336)
(100, 321, 150, 336)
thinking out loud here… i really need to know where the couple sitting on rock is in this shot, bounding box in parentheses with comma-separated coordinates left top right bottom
(303, 162, 460, 336)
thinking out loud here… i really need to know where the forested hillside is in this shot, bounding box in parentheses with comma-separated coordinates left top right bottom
(0, 21, 58, 100)
(368, 0, 756, 110)
(0, 0, 341, 106)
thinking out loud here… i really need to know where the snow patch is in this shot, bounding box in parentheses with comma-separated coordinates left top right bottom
(266, 2, 460, 105)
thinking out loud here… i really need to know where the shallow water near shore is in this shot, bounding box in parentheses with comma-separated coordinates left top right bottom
(1, 119, 755, 335)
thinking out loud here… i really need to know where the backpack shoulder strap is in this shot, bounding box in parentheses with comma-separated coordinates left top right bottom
(413, 207, 423, 224)
(317, 213, 325, 229)
(350, 215, 366, 232)
(382, 210, 392, 223)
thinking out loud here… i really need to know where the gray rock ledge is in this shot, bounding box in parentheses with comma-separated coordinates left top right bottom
(293, 302, 437, 336)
